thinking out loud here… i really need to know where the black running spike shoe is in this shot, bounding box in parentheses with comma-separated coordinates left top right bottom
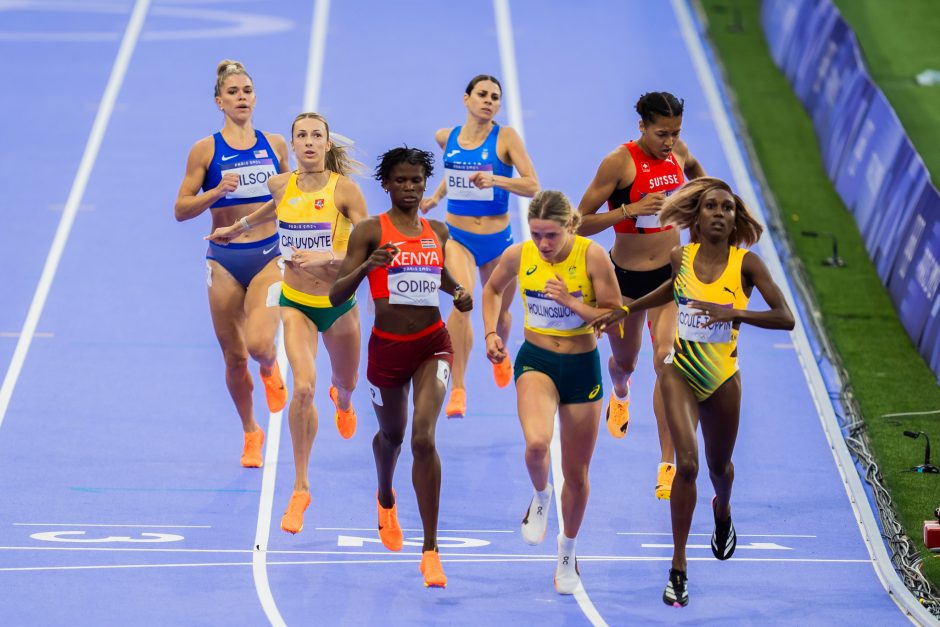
(710, 495, 737, 560)
(662, 568, 689, 607)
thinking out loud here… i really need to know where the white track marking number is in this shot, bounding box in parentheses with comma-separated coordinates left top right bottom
(30, 531, 184, 543)
(337, 535, 489, 549)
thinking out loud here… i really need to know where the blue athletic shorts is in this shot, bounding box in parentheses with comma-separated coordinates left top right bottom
(446, 223, 513, 267)
(206, 233, 279, 289)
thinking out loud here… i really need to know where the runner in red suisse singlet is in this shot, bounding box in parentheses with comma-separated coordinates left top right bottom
(608, 141, 685, 235)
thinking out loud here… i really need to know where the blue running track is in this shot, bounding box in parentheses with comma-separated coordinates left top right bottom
(0, 1, 916, 624)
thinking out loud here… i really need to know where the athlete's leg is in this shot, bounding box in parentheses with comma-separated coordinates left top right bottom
(207, 260, 259, 434)
(607, 298, 645, 398)
(556, 400, 602, 538)
(243, 259, 281, 372)
(322, 305, 361, 411)
(648, 300, 678, 464)
(516, 372, 560, 492)
(699, 373, 742, 523)
(281, 307, 320, 492)
(444, 239, 476, 394)
(409, 359, 449, 552)
(372, 384, 409, 509)
(480, 256, 514, 344)
(660, 363, 700, 573)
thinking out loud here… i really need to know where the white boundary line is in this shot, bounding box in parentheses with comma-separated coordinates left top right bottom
(0, 0, 150, 433)
(492, 0, 531, 242)
(494, 2, 606, 625)
(670, 1, 935, 624)
(251, 2, 332, 625)
(12, 523, 211, 528)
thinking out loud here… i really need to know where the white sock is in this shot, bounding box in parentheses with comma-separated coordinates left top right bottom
(535, 485, 552, 503)
(557, 533, 577, 572)
(614, 380, 630, 402)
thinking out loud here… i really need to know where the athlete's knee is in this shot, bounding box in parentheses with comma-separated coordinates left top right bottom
(332, 371, 358, 391)
(243, 332, 271, 358)
(291, 378, 316, 405)
(675, 452, 699, 483)
(410, 430, 437, 460)
(608, 354, 637, 378)
(652, 349, 673, 377)
(377, 428, 404, 448)
(221, 349, 249, 372)
(707, 458, 734, 481)
(524, 439, 550, 462)
(561, 465, 590, 493)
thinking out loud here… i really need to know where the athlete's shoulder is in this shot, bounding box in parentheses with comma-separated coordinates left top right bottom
(188, 135, 215, 159)
(267, 170, 291, 190)
(262, 131, 287, 149)
(434, 127, 454, 147)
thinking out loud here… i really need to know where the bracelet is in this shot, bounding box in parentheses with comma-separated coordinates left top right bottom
(239, 216, 251, 231)
(620, 204, 630, 219)
(453, 285, 465, 300)
(484, 331, 498, 339)
(621, 305, 631, 315)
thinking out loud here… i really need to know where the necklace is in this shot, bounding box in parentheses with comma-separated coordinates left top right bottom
(297, 169, 325, 175)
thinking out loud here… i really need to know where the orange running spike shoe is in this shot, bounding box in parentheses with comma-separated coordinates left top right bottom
(492, 357, 513, 388)
(605, 386, 630, 439)
(655, 462, 676, 501)
(419, 550, 447, 588)
(260, 362, 287, 413)
(330, 385, 357, 439)
(280, 490, 311, 534)
(377, 490, 403, 551)
(445, 388, 466, 419)
(240, 429, 264, 468)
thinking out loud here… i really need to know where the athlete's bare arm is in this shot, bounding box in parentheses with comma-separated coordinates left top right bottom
(576, 147, 633, 236)
(492, 127, 539, 197)
(175, 137, 232, 221)
(673, 139, 704, 181)
(329, 218, 385, 306)
(482, 243, 523, 362)
(419, 128, 453, 213)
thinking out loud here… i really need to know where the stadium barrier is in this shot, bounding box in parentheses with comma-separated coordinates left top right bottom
(762, 0, 940, 381)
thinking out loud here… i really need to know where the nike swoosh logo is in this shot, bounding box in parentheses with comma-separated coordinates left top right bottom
(262, 245, 278, 255)
(433, 351, 450, 356)
(221, 154, 238, 161)
(446, 150, 460, 157)
(391, 241, 406, 248)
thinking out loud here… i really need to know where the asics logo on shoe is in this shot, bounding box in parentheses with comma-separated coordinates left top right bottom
(221, 154, 238, 161)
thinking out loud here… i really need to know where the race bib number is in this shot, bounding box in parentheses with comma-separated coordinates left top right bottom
(279, 221, 331, 260)
(676, 297, 732, 343)
(445, 162, 494, 201)
(221, 159, 276, 199)
(635, 213, 663, 229)
(525, 289, 585, 331)
(388, 266, 441, 306)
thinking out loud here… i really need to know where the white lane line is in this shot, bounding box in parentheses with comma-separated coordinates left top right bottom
(616, 532, 816, 538)
(493, 0, 531, 241)
(302, 0, 330, 112)
(13, 523, 211, 528)
(0, 0, 150, 434)
(494, 2, 604, 624)
(314, 527, 514, 533)
(0, 554, 873, 574)
(251, 3, 331, 625)
(669, 1, 933, 624)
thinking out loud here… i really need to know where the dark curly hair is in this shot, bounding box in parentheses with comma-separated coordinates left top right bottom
(374, 146, 435, 183)
(635, 91, 685, 124)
